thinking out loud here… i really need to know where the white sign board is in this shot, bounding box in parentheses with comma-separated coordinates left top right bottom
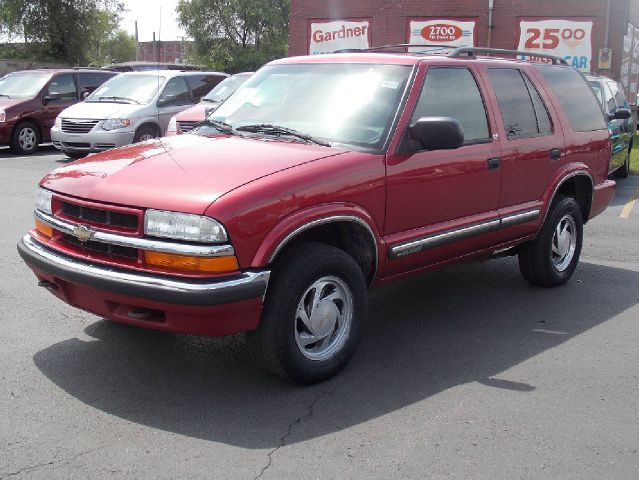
(309, 20, 370, 55)
(408, 19, 476, 53)
(517, 19, 593, 72)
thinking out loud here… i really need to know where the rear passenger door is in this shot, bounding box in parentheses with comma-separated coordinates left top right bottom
(383, 64, 502, 276)
(484, 67, 563, 230)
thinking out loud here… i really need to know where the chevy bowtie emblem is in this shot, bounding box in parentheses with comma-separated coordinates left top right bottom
(72, 225, 94, 243)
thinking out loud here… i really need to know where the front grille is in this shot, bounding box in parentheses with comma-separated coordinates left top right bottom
(62, 234, 138, 259)
(60, 201, 139, 230)
(178, 121, 197, 133)
(61, 119, 100, 134)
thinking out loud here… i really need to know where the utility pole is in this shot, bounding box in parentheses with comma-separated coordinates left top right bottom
(135, 21, 139, 61)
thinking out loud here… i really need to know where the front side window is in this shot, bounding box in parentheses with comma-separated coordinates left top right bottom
(411, 67, 490, 143)
(208, 63, 412, 150)
(46, 74, 77, 102)
(159, 76, 190, 105)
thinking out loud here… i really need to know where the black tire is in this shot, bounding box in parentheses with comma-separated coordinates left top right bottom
(246, 242, 367, 385)
(64, 151, 88, 160)
(518, 196, 583, 287)
(616, 148, 630, 179)
(10, 121, 40, 155)
(133, 125, 159, 143)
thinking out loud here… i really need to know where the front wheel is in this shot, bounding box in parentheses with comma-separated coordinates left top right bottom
(11, 121, 40, 154)
(247, 242, 367, 385)
(133, 125, 159, 143)
(518, 196, 583, 287)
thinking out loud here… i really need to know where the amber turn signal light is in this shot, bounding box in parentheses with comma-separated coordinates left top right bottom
(35, 219, 53, 238)
(144, 251, 239, 273)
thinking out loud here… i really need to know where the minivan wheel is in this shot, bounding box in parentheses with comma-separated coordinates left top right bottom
(518, 196, 583, 287)
(616, 148, 630, 179)
(11, 121, 40, 155)
(247, 242, 367, 385)
(133, 125, 159, 143)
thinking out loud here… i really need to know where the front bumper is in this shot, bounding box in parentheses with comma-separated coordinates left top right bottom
(51, 126, 135, 153)
(18, 234, 270, 336)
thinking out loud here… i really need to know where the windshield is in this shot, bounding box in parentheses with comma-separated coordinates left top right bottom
(87, 74, 165, 104)
(206, 63, 412, 149)
(203, 74, 251, 104)
(0, 72, 51, 98)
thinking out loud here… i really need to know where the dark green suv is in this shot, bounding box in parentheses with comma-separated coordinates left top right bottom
(586, 73, 635, 178)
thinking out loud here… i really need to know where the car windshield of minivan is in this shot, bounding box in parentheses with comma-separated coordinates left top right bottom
(202, 75, 250, 105)
(205, 63, 411, 149)
(0, 72, 51, 98)
(87, 74, 165, 104)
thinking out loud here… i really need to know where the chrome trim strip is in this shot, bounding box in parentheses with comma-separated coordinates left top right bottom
(501, 209, 540, 227)
(389, 219, 501, 259)
(20, 234, 269, 303)
(35, 210, 235, 257)
(268, 215, 379, 278)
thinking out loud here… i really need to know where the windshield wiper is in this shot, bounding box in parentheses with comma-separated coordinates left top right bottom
(0, 94, 10, 98)
(95, 96, 140, 104)
(235, 124, 331, 147)
(195, 119, 240, 136)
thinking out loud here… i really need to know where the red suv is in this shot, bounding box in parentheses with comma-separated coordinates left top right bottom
(0, 69, 115, 154)
(18, 48, 617, 384)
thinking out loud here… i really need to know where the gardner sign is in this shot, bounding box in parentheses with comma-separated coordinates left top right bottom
(309, 20, 370, 55)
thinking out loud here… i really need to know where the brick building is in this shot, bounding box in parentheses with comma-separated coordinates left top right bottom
(137, 40, 194, 64)
(289, 0, 639, 101)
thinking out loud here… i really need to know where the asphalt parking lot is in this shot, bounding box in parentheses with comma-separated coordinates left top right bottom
(1, 147, 638, 479)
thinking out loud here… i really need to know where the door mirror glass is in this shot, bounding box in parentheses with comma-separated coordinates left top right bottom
(609, 108, 632, 121)
(408, 117, 464, 151)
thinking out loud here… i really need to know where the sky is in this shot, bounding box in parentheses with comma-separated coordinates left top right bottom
(119, 0, 188, 42)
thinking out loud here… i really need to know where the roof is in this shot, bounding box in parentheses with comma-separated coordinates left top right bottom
(6, 68, 111, 75)
(110, 70, 228, 78)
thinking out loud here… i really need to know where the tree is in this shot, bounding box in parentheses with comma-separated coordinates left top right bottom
(0, 0, 125, 65)
(177, 0, 289, 72)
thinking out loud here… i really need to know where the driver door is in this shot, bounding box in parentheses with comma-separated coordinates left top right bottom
(383, 64, 502, 277)
(41, 73, 79, 138)
(156, 76, 191, 133)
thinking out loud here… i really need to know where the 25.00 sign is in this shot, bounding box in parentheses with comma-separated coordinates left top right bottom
(524, 27, 586, 50)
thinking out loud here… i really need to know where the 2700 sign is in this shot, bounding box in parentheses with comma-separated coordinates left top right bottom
(421, 24, 463, 42)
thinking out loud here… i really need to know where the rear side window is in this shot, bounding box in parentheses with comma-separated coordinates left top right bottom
(489, 69, 538, 138)
(186, 74, 225, 102)
(79, 72, 114, 96)
(412, 67, 490, 143)
(535, 65, 607, 132)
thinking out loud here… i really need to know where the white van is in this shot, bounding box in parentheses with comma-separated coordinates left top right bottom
(51, 70, 227, 158)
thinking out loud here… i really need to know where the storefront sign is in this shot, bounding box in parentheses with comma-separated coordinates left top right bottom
(407, 19, 476, 52)
(517, 19, 594, 72)
(309, 20, 370, 55)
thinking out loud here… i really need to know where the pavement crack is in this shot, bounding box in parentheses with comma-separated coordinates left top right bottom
(1, 445, 107, 479)
(254, 379, 345, 480)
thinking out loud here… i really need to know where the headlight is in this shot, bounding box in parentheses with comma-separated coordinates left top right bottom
(144, 209, 228, 243)
(35, 188, 53, 214)
(54, 116, 61, 129)
(102, 118, 131, 131)
(167, 116, 177, 133)
(0, 109, 5, 123)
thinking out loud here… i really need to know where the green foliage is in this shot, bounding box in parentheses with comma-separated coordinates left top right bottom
(177, 0, 289, 73)
(630, 133, 639, 175)
(0, 0, 129, 66)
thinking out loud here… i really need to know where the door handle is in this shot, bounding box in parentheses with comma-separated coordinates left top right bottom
(550, 148, 561, 160)
(487, 157, 501, 170)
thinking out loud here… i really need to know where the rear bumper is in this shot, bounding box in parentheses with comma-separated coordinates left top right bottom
(590, 179, 616, 220)
(17, 234, 269, 336)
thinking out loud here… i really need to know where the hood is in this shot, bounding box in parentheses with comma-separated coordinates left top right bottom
(175, 103, 208, 122)
(0, 97, 30, 111)
(41, 133, 345, 214)
(59, 101, 143, 120)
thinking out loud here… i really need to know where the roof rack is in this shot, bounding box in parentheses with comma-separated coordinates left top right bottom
(334, 43, 466, 53)
(448, 47, 568, 66)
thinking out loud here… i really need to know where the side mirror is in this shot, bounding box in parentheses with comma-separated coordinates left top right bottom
(157, 94, 176, 107)
(408, 117, 464, 151)
(42, 93, 61, 105)
(608, 108, 632, 121)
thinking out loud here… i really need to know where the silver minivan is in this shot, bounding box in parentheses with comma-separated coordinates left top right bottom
(51, 70, 228, 158)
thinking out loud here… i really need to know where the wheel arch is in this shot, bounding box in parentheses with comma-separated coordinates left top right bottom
(134, 121, 161, 137)
(543, 171, 594, 227)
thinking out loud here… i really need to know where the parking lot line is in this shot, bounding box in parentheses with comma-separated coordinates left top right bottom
(620, 195, 637, 219)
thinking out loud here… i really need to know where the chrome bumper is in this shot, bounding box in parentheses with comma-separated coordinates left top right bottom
(17, 234, 270, 306)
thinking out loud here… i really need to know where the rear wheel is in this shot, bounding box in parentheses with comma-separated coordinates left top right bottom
(518, 196, 583, 287)
(247, 242, 367, 385)
(11, 121, 40, 155)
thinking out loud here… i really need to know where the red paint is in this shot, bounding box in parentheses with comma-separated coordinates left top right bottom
(421, 24, 464, 42)
(24, 53, 615, 337)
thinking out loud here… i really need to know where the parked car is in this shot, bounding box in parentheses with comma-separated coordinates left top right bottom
(166, 72, 253, 135)
(51, 70, 228, 158)
(19, 48, 616, 385)
(0, 69, 115, 154)
(585, 73, 635, 178)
